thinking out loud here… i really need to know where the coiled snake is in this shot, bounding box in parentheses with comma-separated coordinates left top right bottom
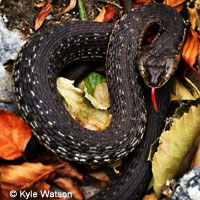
(13, 3, 185, 200)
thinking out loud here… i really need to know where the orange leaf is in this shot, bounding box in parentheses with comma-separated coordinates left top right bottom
(94, 5, 118, 23)
(0, 162, 56, 191)
(163, 0, 185, 12)
(0, 110, 31, 160)
(35, 2, 53, 31)
(182, 26, 200, 71)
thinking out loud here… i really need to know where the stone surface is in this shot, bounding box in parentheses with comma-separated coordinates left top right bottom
(0, 16, 24, 112)
(171, 166, 200, 200)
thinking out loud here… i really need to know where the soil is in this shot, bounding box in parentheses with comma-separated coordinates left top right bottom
(0, 0, 121, 39)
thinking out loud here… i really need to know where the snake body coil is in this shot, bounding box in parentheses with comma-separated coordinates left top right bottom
(13, 3, 185, 199)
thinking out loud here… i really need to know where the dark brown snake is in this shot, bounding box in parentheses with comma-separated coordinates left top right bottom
(13, 3, 185, 200)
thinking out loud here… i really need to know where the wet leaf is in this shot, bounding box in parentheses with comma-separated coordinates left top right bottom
(182, 26, 200, 73)
(0, 110, 31, 160)
(94, 5, 118, 23)
(0, 162, 56, 191)
(59, 0, 77, 15)
(53, 177, 83, 200)
(57, 77, 112, 130)
(152, 104, 200, 197)
(163, 0, 185, 12)
(35, 2, 53, 31)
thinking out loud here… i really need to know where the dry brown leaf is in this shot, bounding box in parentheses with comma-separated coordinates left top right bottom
(182, 26, 200, 70)
(35, 2, 53, 31)
(0, 162, 56, 191)
(89, 171, 110, 182)
(59, 0, 77, 15)
(163, 0, 185, 12)
(143, 193, 158, 200)
(0, 109, 31, 160)
(35, 151, 83, 181)
(94, 5, 118, 23)
(53, 177, 83, 200)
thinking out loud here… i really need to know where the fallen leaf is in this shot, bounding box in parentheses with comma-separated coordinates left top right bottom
(190, 135, 200, 169)
(59, 0, 77, 15)
(53, 177, 83, 200)
(35, 2, 53, 31)
(182, 26, 200, 74)
(0, 162, 56, 191)
(143, 193, 158, 200)
(92, 82, 110, 108)
(57, 77, 112, 130)
(89, 171, 110, 182)
(94, 5, 118, 23)
(152, 104, 200, 197)
(163, 0, 185, 12)
(170, 77, 200, 101)
(35, 151, 83, 181)
(0, 110, 31, 160)
(187, 7, 200, 30)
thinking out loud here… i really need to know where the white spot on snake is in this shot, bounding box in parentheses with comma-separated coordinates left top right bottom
(33, 46, 36, 52)
(74, 157, 79, 160)
(93, 160, 99, 163)
(104, 159, 110, 162)
(28, 59, 31, 66)
(25, 105, 30, 113)
(48, 121, 53, 126)
(30, 90, 35, 97)
(40, 36, 44, 40)
(106, 146, 112, 150)
(58, 146, 67, 152)
(58, 131, 65, 137)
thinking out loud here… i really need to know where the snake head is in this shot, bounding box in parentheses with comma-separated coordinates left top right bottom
(137, 50, 181, 88)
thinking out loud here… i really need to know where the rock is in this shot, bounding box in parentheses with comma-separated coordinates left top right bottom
(171, 166, 200, 200)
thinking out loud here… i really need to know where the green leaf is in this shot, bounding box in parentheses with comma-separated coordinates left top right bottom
(83, 72, 106, 95)
(152, 105, 200, 197)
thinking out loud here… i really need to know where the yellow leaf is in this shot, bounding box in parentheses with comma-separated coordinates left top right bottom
(170, 77, 200, 101)
(152, 105, 200, 197)
(93, 82, 110, 109)
(57, 77, 111, 131)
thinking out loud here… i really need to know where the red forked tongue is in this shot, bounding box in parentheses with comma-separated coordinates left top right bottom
(151, 87, 158, 112)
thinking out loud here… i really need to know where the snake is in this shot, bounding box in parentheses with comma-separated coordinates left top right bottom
(13, 3, 185, 200)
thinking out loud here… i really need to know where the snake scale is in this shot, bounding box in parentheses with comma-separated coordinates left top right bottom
(13, 3, 185, 200)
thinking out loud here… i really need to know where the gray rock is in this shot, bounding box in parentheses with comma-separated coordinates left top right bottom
(171, 166, 200, 200)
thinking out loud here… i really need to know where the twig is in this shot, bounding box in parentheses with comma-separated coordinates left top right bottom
(99, 0, 123, 9)
(78, 0, 88, 20)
